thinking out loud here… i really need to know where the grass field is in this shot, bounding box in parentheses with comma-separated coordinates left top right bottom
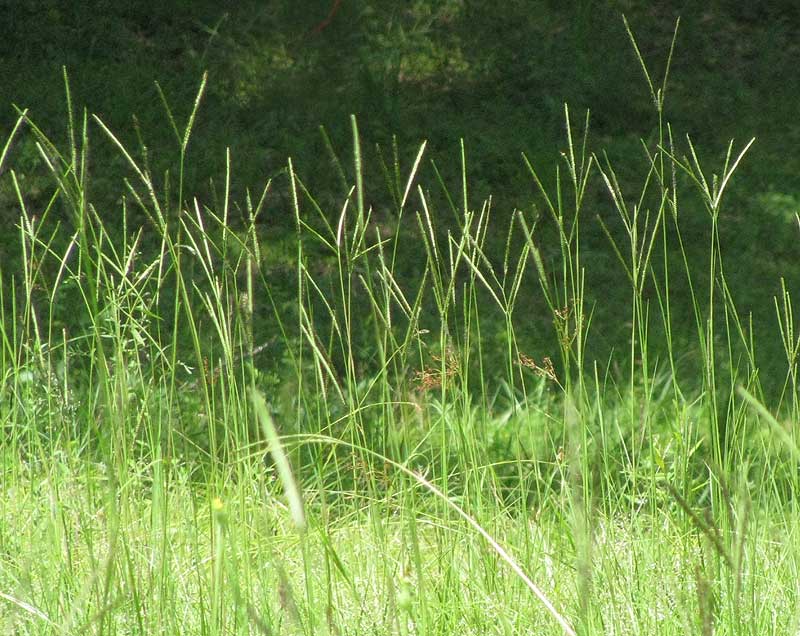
(3, 23, 800, 635)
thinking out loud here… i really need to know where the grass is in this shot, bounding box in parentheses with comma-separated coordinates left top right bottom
(3, 21, 800, 635)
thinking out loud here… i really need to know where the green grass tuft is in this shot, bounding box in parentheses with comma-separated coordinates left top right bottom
(2, 21, 800, 636)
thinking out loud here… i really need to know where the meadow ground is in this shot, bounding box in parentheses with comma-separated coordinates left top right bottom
(3, 25, 800, 635)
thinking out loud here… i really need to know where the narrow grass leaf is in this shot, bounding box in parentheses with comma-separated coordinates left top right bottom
(401, 140, 427, 210)
(738, 386, 800, 460)
(251, 388, 307, 532)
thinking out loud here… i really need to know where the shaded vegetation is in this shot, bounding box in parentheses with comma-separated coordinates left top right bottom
(3, 3, 800, 392)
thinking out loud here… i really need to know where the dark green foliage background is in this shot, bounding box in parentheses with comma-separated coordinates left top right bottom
(2, 1, 799, 396)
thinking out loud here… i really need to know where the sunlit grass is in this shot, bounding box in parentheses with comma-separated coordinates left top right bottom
(2, 20, 800, 636)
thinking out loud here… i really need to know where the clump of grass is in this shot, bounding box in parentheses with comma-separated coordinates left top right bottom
(2, 18, 800, 636)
